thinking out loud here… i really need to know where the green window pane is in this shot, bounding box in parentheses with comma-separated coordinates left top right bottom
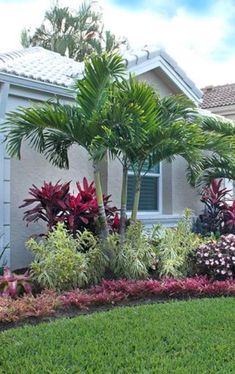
(127, 175, 159, 211)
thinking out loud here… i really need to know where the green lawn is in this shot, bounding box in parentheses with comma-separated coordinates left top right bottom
(0, 298, 234, 374)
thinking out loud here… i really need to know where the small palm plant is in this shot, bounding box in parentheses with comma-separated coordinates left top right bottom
(2, 52, 126, 247)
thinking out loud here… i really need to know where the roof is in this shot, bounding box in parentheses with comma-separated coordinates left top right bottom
(201, 83, 235, 109)
(0, 46, 202, 102)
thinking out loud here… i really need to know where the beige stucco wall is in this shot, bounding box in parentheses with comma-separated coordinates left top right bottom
(7, 93, 95, 269)
(7, 69, 201, 269)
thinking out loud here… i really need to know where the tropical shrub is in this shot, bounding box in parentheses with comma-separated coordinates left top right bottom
(20, 180, 70, 230)
(27, 224, 88, 291)
(157, 209, 203, 278)
(195, 234, 235, 279)
(78, 230, 108, 285)
(109, 222, 157, 279)
(27, 224, 108, 291)
(194, 179, 235, 236)
(0, 267, 32, 297)
(20, 178, 119, 236)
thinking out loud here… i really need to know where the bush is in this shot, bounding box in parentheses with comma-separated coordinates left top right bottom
(27, 224, 108, 291)
(157, 209, 203, 278)
(0, 290, 58, 322)
(194, 179, 235, 236)
(195, 234, 235, 279)
(27, 224, 88, 291)
(20, 178, 119, 236)
(109, 222, 157, 279)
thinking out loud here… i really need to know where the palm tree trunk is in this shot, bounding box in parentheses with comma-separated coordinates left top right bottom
(120, 164, 128, 242)
(93, 161, 109, 240)
(131, 174, 142, 222)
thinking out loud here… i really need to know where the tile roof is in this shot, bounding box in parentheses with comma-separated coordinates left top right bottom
(201, 83, 235, 109)
(0, 46, 202, 100)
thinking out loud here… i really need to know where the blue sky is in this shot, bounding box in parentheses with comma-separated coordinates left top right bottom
(1, 0, 235, 86)
(111, 0, 214, 14)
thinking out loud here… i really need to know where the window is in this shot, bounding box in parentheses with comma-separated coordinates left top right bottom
(127, 163, 161, 212)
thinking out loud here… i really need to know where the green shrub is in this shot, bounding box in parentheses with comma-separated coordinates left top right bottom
(27, 224, 109, 291)
(109, 222, 157, 279)
(27, 224, 88, 291)
(75, 229, 108, 284)
(27, 222, 157, 289)
(157, 209, 203, 278)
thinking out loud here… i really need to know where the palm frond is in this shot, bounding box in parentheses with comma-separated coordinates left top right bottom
(186, 154, 235, 187)
(1, 102, 82, 160)
(75, 52, 126, 119)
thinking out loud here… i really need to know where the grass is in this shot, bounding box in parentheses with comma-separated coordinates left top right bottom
(0, 298, 234, 374)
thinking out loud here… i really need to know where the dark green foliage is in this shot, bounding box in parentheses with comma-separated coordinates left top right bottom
(0, 298, 235, 373)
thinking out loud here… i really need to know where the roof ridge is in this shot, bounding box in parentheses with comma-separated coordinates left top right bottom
(202, 82, 235, 91)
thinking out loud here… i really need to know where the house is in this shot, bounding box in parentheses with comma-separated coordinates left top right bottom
(201, 83, 235, 193)
(0, 46, 203, 269)
(201, 83, 235, 120)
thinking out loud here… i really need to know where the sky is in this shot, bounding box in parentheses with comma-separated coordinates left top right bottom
(1, 0, 235, 88)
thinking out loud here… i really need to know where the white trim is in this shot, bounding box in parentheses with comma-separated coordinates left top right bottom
(143, 214, 181, 228)
(0, 72, 75, 99)
(127, 212, 181, 227)
(0, 82, 10, 267)
(127, 53, 202, 104)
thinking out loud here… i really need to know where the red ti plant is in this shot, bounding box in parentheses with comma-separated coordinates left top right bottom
(20, 178, 119, 237)
(20, 181, 70, 230)
(196, 179, 231, 236)
(60, 178, 119, 236)
(223, 201, 235, 234)
(0, 267, 32, 298)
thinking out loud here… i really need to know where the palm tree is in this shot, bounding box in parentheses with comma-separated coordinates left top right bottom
(21, 1, 128, 61)
(104, 80, 235, 224)
(2, 52, 126, 245)
(186, 114, 235, 187)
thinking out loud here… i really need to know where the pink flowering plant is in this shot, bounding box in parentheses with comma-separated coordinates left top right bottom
(195, 234, 235, 279)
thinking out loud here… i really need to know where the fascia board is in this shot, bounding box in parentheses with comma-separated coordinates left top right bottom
(0, 72, 75, 99)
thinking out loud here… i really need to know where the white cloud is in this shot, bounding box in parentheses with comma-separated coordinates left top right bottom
(1, 0, 235, 87)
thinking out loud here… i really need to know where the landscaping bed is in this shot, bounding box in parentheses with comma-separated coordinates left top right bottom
(0, 298, 234, 373)
(1, 277, 235, 331)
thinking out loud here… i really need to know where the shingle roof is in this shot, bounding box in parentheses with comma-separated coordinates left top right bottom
(0, 46, 202, 100)
(201, 83, 235, 109)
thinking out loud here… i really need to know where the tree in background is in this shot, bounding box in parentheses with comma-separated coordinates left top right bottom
(21, 1, 128, 61)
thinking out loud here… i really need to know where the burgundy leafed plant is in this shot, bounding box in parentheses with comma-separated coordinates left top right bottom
(20, 181, 70, 230)
(20, 178, 119, 236)
(195, 179, 232, 235)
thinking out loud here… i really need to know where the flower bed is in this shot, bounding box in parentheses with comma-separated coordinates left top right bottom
(1, 277, 234, 326)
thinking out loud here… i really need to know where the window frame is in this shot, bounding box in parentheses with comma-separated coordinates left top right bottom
(127, 162, 163, 217)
